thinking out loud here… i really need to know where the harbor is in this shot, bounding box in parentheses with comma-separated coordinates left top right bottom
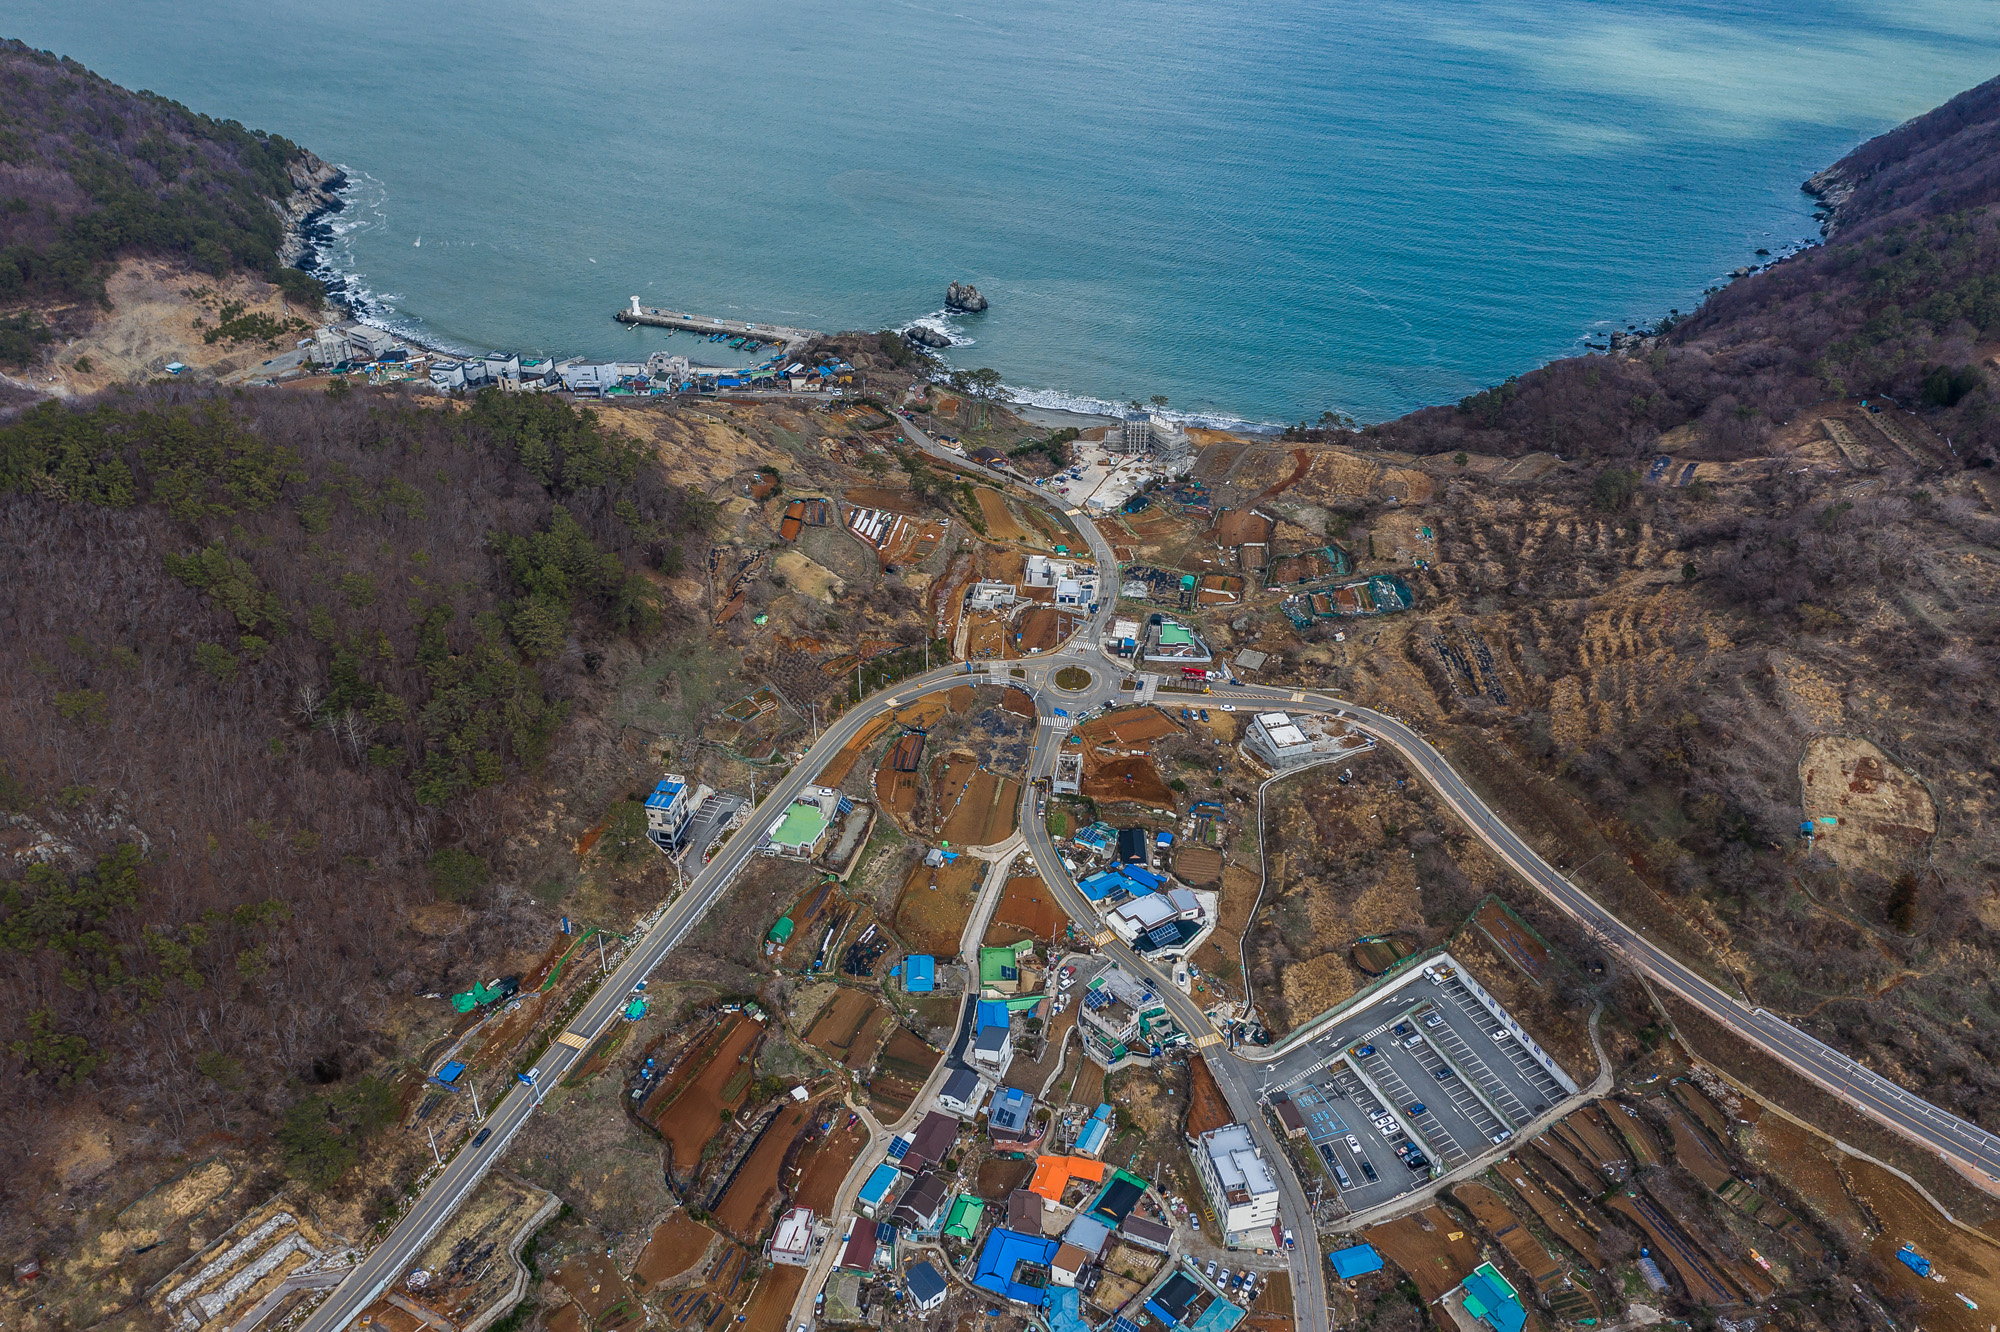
(614, 297, 820, 356)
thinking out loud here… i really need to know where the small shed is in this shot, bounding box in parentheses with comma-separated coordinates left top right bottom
(905, 954, 936, 993)
(1330, 1243, 1385, 1279)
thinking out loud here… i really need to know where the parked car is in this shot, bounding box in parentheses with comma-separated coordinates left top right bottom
(1206, 1260, 1218, 1279)
(1434, 1067, 1454, 1081)
(1359, 1159, 1379, 1182)
(1407, 1103, 1426, 1117)
(1392, 1023, 1411, 1037)
(1490, 1130, 1513, 1144)
(1423, 1012, 1444, 1028)
(1283, 1229, 1296, 1250)
(1353, 1043, 1376, 1058)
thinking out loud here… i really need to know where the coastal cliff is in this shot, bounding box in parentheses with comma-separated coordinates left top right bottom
(276, 151, 347, 268)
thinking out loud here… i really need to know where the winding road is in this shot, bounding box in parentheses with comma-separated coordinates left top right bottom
(299, 411, 2000, 1332)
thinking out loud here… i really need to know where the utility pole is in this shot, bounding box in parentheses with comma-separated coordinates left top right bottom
(427, 1126, 441, 1166)
(469, 1080, 483, 1121)
(598, 930, 607, 975)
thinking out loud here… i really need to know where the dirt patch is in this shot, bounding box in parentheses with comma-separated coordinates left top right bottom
(819, 714, 894, 788)
(1351, 934, 1417, 975)
(552, 1252, 642, 1330)
(1186, 1055, 1233, 1137)
(937, 765, 1021, 846)
(645, 1015, 764, 1169)
(1799, 735, 1937, 873)
(1472, 900, 1550, 985)
(895, 853, 984, 954)
(868, 1027, 941, 1121)
(1365, 1205, 1483, 1302)
(990, 875, 1067, 943)
(739, 1261, 807, 1332)
(979, 1155, 1035, 1197)
(1081, 756, 1175, 809)
(712, 1101, 813, 1241)
(976, 488, 1033, 542)
(805, 990, 891, 1072)
(1001, 686, 1037, 718)
(1175, 845, 1224, 884)
(793, 1112, 870, 1211)
(1077, 707, 1184, 745)
(633, 1213, 717, 1288)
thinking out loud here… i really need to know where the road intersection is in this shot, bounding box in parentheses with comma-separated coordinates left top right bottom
(300, 412, 2000, 1332)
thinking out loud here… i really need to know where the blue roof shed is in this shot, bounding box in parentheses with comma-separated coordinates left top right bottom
(1329, 1244, 1384, 1279)
(905, 955, 936, 993)
(858, 1163, 901, 1215)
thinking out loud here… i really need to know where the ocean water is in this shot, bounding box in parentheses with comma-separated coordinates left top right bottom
(12, 0, 2000, 426)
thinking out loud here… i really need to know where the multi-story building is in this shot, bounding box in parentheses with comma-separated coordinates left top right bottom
(645, 775, 697, 853)
(769, 1207, 815, 1266)
(763, 785, 851, 859)
(1191, 1124, 1281, 1248)
(1243, 711, 1363, 771)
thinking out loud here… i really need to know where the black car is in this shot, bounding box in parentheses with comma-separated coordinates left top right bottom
(1359, 1159, 1379, 1183)
(472, 1127, 493, 1148)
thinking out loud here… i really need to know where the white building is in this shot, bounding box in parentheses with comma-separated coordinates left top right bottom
(770, 1207, 815, 1266)
(967, 581, 1017, 611)
(1107, 888, 1204, 947)
(1193, 1124, 1281, 1247)
(344, 325, 399, 361)
(645, 775, 704, 853)
(1052, 751, 1082, 796)
(1148, 416, 1195, 478)
(1243, 711, 1363, 771)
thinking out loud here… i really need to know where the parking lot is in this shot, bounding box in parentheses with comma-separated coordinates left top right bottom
(1261, 956, 1577, 1214)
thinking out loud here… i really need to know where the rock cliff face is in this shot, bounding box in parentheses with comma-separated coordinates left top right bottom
(276, 151, 347, 268)
(945, 281, 988, 313)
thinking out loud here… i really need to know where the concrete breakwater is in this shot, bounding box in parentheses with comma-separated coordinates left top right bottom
(615, 298, 820, 355)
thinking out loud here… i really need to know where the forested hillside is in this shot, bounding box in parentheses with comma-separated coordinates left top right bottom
(1364, 72, 2000, 466)
(0, 38, 327, 310)
(0, 387, 701, 1181)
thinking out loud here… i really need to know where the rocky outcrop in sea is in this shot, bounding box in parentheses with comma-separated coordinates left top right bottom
(945, 281, 987, 313)
(904, 326, 953, 349)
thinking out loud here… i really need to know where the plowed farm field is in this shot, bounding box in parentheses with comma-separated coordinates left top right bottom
(1082, 756, 1174, 808)
(713, 1101, 813, 1241)
(896, 853, 983, 954)
(794, 1112, 870, 1211)
(646, 1016, 762, 1168)
(633, 1212, 716, 1288)
(805, 990, 891, 1071)
(819, 714, 894, 788)
(989, 875, 1066, 942)
(976, 488, 1032, 542)
(1364, 1206, 1481, 1302)
(867, 1027, 940, 1122)
(1078, 707, 1182, 745)
(939, 767, 1020, 845)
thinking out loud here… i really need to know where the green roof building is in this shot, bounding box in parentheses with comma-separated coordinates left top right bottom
(1460, 1263, 1527, 1332)
(768, 916, 795, 944)
(1160, 623, 1194, 646)
(944, 1194, 985, 1241)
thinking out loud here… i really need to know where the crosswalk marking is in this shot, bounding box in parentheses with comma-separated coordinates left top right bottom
(1195, 1033, 1223, 1048)
(1291, 692, 1305, 702)
(555, 1031, 591, 1050)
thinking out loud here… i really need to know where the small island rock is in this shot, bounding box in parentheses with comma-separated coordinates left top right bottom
(945, 281, 988, 313)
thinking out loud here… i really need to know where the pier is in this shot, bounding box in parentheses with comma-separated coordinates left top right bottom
(615, 298, 820, 355)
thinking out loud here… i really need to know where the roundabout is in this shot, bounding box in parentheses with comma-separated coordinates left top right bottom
(1051, 664, 1095, 692)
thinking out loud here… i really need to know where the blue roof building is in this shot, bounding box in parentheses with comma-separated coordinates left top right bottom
(905, 955, 936, 993)
(977, 1000, 1012, 1031)
(905, 1260, 949, 1310)
(644, 774, 695, 852)
(858, 1163, 902, 1218)
(1075, 1117, 1111, 1157)
(1123, 865, 1166, 891)
(1460, 1264, 1527, 1332)
(1329, 1244, 1384, 1279)
(972, 1228, 1059, 1306)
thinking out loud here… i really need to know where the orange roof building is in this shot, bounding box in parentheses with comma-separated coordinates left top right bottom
(1028, 1155, 1108, 1203)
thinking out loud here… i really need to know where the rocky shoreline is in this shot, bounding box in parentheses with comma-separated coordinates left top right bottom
(275, 151, 347, 271)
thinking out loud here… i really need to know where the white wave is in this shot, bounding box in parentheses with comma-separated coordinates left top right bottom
(898, 308, 976, 347)
(995, 381, 1284, 434)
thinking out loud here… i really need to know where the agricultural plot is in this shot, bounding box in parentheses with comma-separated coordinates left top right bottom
(551, 1253, 643, 1332)
(805, 990, 891, 1072)
(1452, 1181, 1565, 1290)
(975, 488, 1033, 542)
(1363, 1206, 1483, 1302)
(633, 1213, 716, 1288)
(711, 1101, 813, 1241)
(867, 1027, 941, 1121)
(989, 874, 1067, 942)
(792, 1111, 870, 1211)
(644, 1015, 764, 1170)
(933, 753, 1021, 846)
(895, 853, 983, 954)
(1081, 756, 1175, 809)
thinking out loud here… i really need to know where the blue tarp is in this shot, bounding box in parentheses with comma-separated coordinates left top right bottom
(972, 1228, 1058, 1307)
(906, 955, 936, 993)
(1123, 865, 1166, 891)
(1329, 1244, 1384, 1279)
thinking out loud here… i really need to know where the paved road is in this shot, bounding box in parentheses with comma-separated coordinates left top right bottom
(305, 416, 2000, 1331)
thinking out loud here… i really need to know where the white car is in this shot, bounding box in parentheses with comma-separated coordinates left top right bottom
(1219, 703, 1236, 712)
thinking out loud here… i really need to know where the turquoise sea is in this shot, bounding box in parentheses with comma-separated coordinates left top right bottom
(11, 1, 2000, 425)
